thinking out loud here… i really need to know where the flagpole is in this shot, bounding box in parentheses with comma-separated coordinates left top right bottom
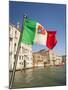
(9, 15, 27, 89)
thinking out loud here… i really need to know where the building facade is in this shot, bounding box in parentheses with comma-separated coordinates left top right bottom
(9, 24, 33, 71)
(33, 50, 50, 67)
(33, 50, 63, 67)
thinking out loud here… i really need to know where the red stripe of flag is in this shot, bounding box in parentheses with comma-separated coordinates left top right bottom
(46, 31, 57, 49)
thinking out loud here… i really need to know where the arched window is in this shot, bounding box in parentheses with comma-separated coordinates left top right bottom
(14, 43, 16, 52)
(22, 56, 23, 60)
(15, 30, 17, 39)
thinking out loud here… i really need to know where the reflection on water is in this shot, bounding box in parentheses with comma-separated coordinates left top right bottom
(10, 66, 66, 88)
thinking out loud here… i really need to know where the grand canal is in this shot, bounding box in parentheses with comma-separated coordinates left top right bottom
(10, 65, 66, 88)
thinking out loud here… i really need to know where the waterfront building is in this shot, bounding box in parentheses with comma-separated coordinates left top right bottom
(33, 49, 63, 67)
(49, 50, 63, 66)
(9, 23, 32, 71)
(33, 50, 50, 67)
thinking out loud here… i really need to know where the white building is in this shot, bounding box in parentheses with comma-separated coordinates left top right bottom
(33, 50, 63, 67)
(49, 50, 62, 66)
(9, 24, 33, 71)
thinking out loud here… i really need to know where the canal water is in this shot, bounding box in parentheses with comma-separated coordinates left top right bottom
(10, 65, 66, 88)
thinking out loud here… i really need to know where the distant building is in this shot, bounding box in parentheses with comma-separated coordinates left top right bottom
(33, 50, 49, 67)
(62, 55, 66, 64)
(33, 49, 63, 67)
(49, 50, 63, 66)
(9, 24, 33, 71)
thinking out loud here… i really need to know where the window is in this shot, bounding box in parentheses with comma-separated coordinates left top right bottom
(24, 49, 28, 53)
(14, 43, 16, 49)
(19, 62, 21, 64)
(14, 43, 16, 52)
(19, 46, 21, 49)
(9, 52, 12, 55)
(22, 47, 24, 53)
(15, 31, 17, 39)
(19, 62, 23, 65)
(9, 37, 13, 41)
(22, 56, 23, 60)
(15, 31, 17, 35)
(14, 43, 16, 47)
(19, 56, 21, 60)
(14, 54, 16, 59)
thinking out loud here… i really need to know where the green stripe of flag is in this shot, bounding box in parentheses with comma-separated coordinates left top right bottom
(20, 18, 37, 45)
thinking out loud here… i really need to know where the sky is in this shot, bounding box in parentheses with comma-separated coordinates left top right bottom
(9, 1, 66, 55)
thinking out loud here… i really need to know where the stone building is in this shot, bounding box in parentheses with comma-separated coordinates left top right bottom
(32, 49, 63, 67)
(49, 50, 63, 66)
(9, 23, 33, 71)
(33, 50, 50, 67)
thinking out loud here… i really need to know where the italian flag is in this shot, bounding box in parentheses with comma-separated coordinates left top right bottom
(20, 18, 44, 44)
(20, 18, 57, 49)
(34, 30, 57, 49)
